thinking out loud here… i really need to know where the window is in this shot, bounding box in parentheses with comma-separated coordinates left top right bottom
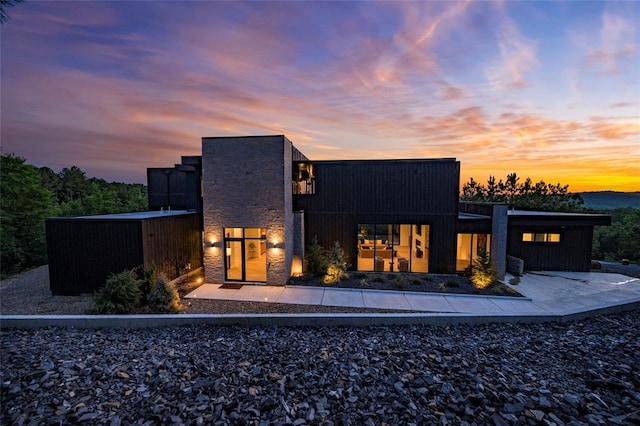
(522, 232, 561, 243)
(293, 162, 315, 194)
(357, 223, 429, 273)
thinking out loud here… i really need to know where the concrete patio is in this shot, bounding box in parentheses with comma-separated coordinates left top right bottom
(185, 271, 640, 316)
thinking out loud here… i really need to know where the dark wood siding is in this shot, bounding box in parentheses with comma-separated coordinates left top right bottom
(46, 219, 144, 295)
(294, 159, 460, 273)
(147, 161, 202, 212)
(507, 218, 604, 271)
(141, 214, 203, 279)
(46, 213, 202, 295)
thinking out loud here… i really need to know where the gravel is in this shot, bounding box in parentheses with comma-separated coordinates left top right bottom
(0, 266, 414, 316)
(2, 310, 640, 425)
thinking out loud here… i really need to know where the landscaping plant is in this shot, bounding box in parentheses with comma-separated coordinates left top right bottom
(323, 241, 348, 284)
(89, 269, 142, 314)
(304, 236, 327, 277)
(148, 276, 181, 313)
(471, 249, 496, 289)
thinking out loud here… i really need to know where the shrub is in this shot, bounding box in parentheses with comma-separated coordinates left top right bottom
(148, 276, 181, 313)
(471, 249, 496, 289)
(359, 278, 369, 287)
(392, 275, 405, 289)
(323, 264, 345, 285)
(89, 269, 142, 314)
(323, 241, 348, 284)
(411, 279, 422, 285)
(372, 275, 386, 283)
(445, 279, 459, 288)
(139, 265, 157, 304)
(304, 236, 327, 277)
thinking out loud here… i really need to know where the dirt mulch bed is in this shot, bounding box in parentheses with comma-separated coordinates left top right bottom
(288, 271, 522, 297)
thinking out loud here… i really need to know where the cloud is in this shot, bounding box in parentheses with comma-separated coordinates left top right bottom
(585, 11, 639, 73)
(483, 1, 539, 90)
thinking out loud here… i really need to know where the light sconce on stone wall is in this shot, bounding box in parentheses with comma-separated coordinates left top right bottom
(270, 241, 283, 249)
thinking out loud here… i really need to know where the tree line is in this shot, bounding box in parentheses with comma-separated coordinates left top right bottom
(1, 154, 147, 277)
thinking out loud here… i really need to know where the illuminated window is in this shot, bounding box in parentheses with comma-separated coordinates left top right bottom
(522, 233, 561, 243)
(293, 162, 315, 194)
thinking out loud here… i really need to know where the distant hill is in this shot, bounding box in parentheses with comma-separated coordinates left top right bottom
(579, 191, 640, 210)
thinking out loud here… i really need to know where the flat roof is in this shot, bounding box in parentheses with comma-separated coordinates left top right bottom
(458, 212, 490, 220)
(47, 210, 197, 220)
(507, 210, 609, 218)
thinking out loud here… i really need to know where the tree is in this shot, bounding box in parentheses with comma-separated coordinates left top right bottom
(592, 208, 640, 263)
(0, 0, 24, 24)
(1, 155, 57, 276)
(461, 173, 584, 212)
(2, 155, 148, 276)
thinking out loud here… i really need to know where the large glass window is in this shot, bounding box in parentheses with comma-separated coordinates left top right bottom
(224, 227, 267, 282)
(357, 224, 429, 273)
(456, 233, 491, 272)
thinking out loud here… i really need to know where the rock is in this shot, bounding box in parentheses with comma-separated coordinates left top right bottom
(1, 310, 638, 425)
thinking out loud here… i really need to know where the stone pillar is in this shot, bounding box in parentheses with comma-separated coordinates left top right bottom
(201, 135, 294, 285)
(491, 204, 508, 280)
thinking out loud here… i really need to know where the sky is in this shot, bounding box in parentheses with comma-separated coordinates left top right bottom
(1, 1, 639, 191)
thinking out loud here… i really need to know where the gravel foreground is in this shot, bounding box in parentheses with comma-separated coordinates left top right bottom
(2, 310, 639, 425)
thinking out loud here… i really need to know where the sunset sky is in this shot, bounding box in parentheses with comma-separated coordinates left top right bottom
(2, 1, 639, 191)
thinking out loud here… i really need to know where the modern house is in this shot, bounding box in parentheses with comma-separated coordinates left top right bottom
(45, 134, 611, 293)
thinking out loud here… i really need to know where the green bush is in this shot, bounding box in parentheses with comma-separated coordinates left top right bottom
(445, 279, 459, 288)
(148, 276, 181, 313)
(304, 236, 327, 277)
(323, 241, 348, 284)
(359, 278, 369, 287)
(140, 265, 157, 304)
(471, 249, 496, 289)
(392, 275, 405, 289)
(89, 270, 142, 314)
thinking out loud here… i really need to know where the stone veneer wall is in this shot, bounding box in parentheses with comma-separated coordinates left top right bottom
(202, 136, 294, 285)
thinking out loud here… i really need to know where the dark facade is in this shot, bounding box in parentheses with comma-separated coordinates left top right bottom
(147, 156, 202, 212)
(294, 158, 461, 274)
(506, 211, 611, 272)
(46, 211, 202, 294)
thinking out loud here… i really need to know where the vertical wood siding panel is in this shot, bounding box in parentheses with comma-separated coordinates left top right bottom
(293, 159, 459, 274)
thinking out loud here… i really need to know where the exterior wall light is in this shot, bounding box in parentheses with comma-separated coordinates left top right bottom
(269, 241, 283, 249)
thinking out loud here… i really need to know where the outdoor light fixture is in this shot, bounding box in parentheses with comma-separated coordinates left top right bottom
(226, 247, 231, 256)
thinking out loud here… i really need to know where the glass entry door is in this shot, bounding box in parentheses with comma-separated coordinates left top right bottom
(224, 228, 267, 282)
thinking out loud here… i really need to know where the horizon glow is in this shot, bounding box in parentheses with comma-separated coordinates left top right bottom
(1, 1, 639, 191)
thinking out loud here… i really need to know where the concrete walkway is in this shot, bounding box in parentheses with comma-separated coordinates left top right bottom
(185, 271, 640, 316)
(2, 272, 638, 329)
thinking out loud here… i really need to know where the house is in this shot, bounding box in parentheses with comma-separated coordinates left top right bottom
(46, 134, 611, 293)
(195, 135, 609, 285)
